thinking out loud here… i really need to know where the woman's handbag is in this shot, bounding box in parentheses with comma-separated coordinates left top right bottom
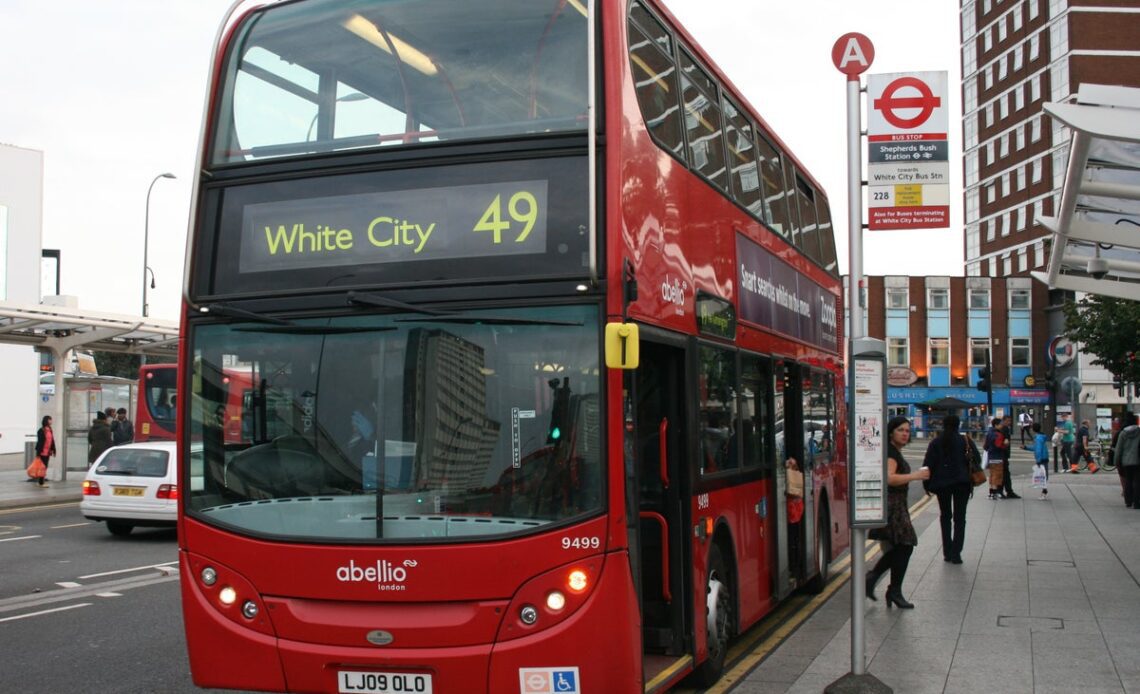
(26, 458, 46, 480)
(963, 435, 986, 487)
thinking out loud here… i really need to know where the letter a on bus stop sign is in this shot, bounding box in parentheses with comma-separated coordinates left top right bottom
(832, 33, 874, 79)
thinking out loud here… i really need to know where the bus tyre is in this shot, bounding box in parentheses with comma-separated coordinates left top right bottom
(804, 512, 830, 594)
(106, 521, 134, 537)
(695, 543, 732, 686)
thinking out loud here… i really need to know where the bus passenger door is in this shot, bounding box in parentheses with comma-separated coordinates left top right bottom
(774, 360, 811, 592)
(632, 339, 689, 660)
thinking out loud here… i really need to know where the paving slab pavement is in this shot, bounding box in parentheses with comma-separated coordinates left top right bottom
(735, 443, 1140, 694)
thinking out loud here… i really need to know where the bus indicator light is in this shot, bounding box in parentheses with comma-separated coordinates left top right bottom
(219, 586, 237, 606)
(567, 569, 588, 593)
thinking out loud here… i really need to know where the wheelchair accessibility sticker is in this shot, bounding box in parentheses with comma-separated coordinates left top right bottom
(519, 667, 580, 693)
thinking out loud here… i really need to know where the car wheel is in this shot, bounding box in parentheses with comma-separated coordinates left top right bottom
(695, 543, 733, 686)
(106, 521, 134, 537)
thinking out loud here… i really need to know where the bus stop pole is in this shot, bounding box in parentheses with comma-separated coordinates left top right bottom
(845, 73, 868, 678)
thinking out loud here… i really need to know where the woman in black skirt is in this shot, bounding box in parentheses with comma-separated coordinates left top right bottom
(866, 416, 930, 608)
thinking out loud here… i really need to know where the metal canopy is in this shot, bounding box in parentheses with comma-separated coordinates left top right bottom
(1034, 84, 1140, 301)
(0, 300, 179, 358)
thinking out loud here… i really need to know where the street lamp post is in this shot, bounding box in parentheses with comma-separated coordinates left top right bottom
(143, 173, 176, 318)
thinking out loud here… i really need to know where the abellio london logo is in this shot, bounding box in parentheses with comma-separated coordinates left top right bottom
(336, 559, 418, 591)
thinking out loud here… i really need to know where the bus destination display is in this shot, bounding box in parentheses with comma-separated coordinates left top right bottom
(239, 180, 549, 273)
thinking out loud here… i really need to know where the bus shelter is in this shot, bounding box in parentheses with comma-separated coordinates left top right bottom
(35, 374, 137, 475)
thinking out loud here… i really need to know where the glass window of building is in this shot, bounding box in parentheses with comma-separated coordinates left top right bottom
(1001, 211, 1010, 237)
(1034, 241, 1045, 267)
(1016, 124, 1025, 150)
(986, 182, 996, 203)
(966, 224, 980, 259)
(888, 338, 908, 366)
(1013, 6, 1022, 30)
(1001, 172, 1011, 196)
(1014, 47, 1023, 72)
(928, 287, 949, 309)
(1000, 133, 1009, 158)
(971, 338, 990, 367)
(1018, 206, 1026, 229)
(966, 188, 980, 223)
(969, 288, 990, 309)
(1031, 74, 1041, 102)
(930, 338, 950, 366)
(985, 218, 995, 241)
(1032, 157, 1043, 182)
(1029, 0, 1040, 20)
(998, 54, 1008, 81)
(887, 286, 908, 309)
(1010, 287, 1031, 309)
(985, 65, 993, 89)
(1029, 33, 1040, 61)
(1003, 254, 1013, 275)
(985, 102, 994, 127)
(984, 27, 993, 52)
(1031, 114, 1042, 141)
(1018, 247, 1028, 272)
(998, 15, 1008, 42)
(986, 141, 994, 165)
(1011, 337, 1030, 366)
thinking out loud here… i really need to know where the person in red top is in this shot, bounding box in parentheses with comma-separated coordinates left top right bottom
(34, 415, 57, 487)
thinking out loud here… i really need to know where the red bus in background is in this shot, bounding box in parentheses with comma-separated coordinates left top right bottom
(136, 364, 248, 443)
(179, 1, 848, 692)
(136, 364, 179, 441)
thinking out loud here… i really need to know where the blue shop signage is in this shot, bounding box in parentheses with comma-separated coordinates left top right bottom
(886, 387, 1050, 406)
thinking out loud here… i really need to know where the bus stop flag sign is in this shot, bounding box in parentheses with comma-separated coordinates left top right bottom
(867, 71, 950, 230)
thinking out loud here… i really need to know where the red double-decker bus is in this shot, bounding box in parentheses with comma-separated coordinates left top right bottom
(137, 363, 249, 443)
(179, 1, 847, 692)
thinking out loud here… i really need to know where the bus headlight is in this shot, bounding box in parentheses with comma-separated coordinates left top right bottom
(219, 586, 237, 606)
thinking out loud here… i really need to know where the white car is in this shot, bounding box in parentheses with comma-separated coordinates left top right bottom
(80, 441, 199, 536)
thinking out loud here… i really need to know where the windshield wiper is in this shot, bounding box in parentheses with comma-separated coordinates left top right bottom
(348, 291, 445, 316)
(201, 303, 296, 326)
(347, 291, 581, 326)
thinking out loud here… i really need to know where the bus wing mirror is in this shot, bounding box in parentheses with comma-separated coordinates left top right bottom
(605, 323, 639, 369)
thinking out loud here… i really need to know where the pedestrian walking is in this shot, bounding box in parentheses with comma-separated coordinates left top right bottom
(1072, 418, 1098, 474)
(113, 407, 134, 445)
(1115, 413, 1140, 508)
(1019, 409, 1033, 446)
(1058, 413, 1076, 472)
(1000, 415, 1020, 498)
(1031, 422, 1049, 499)
(88, 411, 113, 465)
(924, 414, 976, 565)
(865, 417, 930, 609)
(32, 415, 56, 487)
(983, 417, 1006, 499)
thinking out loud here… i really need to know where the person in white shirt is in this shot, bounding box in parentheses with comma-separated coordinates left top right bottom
(1019, 410, 1033, 446)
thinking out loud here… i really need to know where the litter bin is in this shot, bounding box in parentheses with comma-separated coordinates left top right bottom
(24, 438, 36, 469)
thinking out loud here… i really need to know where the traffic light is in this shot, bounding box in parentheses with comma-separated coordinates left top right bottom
(977, 366, 991, 394)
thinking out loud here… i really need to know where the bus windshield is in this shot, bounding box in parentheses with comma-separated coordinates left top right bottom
(186, 304, 602, 542)
(212, 0, 590, 164)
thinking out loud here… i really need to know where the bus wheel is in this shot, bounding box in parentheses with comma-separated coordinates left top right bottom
(695, 544, 732, 686)
(804, 511, 830, 594)
(107, 522, 134, 537)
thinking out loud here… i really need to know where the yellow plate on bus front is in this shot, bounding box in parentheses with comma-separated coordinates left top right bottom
(112, 487, 145, 497)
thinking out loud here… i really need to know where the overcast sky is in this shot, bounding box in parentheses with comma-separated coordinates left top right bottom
(0, 0, 963, 321)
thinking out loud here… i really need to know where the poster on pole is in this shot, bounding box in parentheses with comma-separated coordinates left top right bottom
(850, 349, 887, 526)
(866, 71, 950, 230)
